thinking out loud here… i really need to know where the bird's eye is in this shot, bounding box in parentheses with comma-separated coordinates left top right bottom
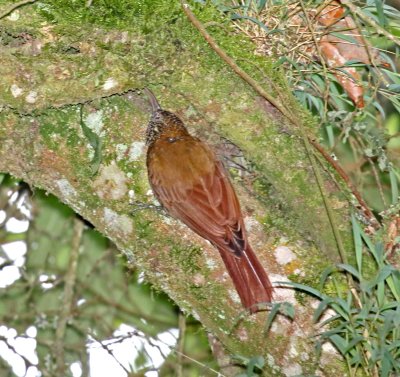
(167, 137, 177, 143)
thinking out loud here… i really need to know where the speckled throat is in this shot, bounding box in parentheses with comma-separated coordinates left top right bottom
(144, 90, 189, 146)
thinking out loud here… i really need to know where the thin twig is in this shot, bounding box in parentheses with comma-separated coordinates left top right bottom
(310, 139, 378, 226)
(354, 134, 388, 209)
(181, 2, 284, 112)
(0, 335, 36, 369)
(298, 0, 331, 119)
(176, 312, 186, 377)
(369, 156, 388, 207)
(55, 217, 84, 376)
(88, 333, 132, 375)
(181, 2, 355, 263)
(174, 350, 225, 376)
(0, 0, 37, 20)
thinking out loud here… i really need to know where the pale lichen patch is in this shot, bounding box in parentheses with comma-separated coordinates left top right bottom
(128, 190, 135, 203)
(85, 110, 104, 136)
(25, 91, 38, 104)
(205, 258, 217, 270)
(10, 84, 23, 98)
(320, 341, 340, 369)
(236, 327, 249, 341)
(115, 144, 128, 161)
(103, 208, 133, 236)
(266, 354, 281, 373)
(244, 216, 261, 232)
(193, 273, 206, 286)
(228, 289, 241, 304)
(7, 10, 20, 21)
(274, 246, 297, 265)
(271, 274, 296, 304)
(103, 77, 118, 91)
(282, 363, 302, 376)
(93, 162, 128, 200)
(56, 178, 76, 199)
(128, 141, 145, 161)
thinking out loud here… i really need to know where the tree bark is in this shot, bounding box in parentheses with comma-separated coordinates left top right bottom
(0, 1, 350, 374)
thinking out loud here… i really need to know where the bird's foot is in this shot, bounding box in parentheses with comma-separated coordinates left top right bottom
(130, 201, 170, 217)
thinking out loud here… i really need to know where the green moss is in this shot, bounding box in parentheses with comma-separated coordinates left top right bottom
(39, 110, 78, 148)
(0, 0, 354, 369)
(37, 0, 182, 31)
(169, 244, 203, 274)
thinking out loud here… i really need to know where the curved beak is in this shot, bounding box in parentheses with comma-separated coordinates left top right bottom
(143, 88, 161, 112)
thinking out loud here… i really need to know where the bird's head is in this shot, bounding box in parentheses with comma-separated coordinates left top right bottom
(146, 109, 187, 145)
(144, 88, 188, 145)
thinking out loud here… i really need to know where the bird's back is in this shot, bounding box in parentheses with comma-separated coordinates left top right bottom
(147, 134, 216, 197)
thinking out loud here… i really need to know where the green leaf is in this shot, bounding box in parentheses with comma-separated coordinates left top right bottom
(264, 302, 282, 332)
(359, 229, 376, 260)
(325, 124, 335, 148)
(313, 297, 333, 322)
(305, 93, 324, 115)
(318, 313, 342, 328)
(275, 281, 325, 300)
(311, 73, 327, 91)
(389, 168, 399, 205)
(374, 0, 387, 26)
(247, 356, 264, 373)
(79, 105, 102, 175)
(364, 265, 396, 290)
(231, 13, 269, 32)
(377, 280, 385, 306)
(381, 349, 394, 377)
(387, 273, 400, 301)
(280, 301, 295, 320)
(387, 84, 400, 93)
(351, 215, 363, 274)
(329, 334, 348, 355)
(336, 263, 361, 281)
(319, 265, 337, 288)
(329, 32, 361, 46)
(344, 335, 364, 354)
(256, 0, 267, 13)
(372, 100, 386, 119)
(330, 297, 351, 321)
(264, 301, 294, 333)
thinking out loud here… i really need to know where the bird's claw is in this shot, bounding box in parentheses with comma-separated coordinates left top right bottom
(130, 201, 170, 217)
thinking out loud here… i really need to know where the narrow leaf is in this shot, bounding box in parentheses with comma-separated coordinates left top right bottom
(257, 0, 267, 13)
(264, 303, 281, 332)
(374, 0, 387, 26)
(231, 14, 269, 32)
(351, 215, 363, 274)
(389, 168, 399, 205)
(337, 263, 361, 281)
(80, 105, 102, 175)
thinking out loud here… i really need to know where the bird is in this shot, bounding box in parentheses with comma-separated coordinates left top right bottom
(144, 88, 273, 312)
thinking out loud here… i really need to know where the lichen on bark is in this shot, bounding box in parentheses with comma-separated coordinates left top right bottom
(0, 0, 352, 374)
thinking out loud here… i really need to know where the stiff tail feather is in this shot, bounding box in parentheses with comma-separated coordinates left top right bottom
(218, 245, 273, 313)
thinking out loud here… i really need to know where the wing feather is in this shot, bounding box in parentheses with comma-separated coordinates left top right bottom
(149, 138, 247, 256)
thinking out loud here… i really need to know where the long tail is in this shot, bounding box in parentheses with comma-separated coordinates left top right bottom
(218, 244, 273, 313)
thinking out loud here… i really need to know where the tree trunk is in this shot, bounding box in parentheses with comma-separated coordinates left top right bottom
(0, 1, 350, 374)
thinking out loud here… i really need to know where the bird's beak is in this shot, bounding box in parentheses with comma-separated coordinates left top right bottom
(144, 88, 161, 112)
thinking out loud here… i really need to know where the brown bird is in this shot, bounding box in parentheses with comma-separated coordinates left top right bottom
(144, 88, 273, 312)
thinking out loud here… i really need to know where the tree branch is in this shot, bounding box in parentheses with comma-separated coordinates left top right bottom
(55, 217, 84, 375)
